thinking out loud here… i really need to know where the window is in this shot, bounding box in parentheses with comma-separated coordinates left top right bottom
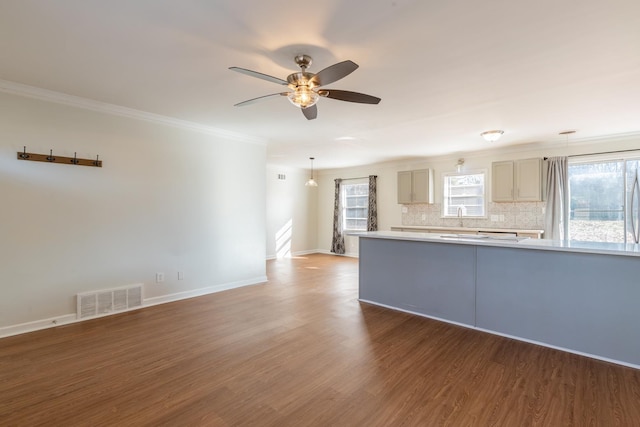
(443, 172, 486, 217)
(342, 182, 369, 231)
(568, 159, 640, 243)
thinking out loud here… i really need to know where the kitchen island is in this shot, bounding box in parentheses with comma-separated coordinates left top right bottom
(357, 231, 640, 368)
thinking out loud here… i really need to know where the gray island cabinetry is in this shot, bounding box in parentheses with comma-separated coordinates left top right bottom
(358, 231, 640, 368)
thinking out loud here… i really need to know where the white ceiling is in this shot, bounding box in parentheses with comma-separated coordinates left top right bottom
(1, 0, 640, 169)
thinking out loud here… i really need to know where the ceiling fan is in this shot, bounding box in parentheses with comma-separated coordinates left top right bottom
(229, 55, 381, 120)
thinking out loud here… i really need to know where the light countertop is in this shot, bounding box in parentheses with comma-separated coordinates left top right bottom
(391, 225, 544, 234)
(353, 231, 640, 257)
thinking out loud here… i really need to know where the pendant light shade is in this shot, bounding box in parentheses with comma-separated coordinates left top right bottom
(305, 157, 318, 187)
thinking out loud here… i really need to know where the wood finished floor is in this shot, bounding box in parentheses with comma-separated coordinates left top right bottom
(1, 253, 639, 426)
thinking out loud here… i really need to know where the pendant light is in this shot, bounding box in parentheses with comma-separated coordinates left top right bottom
(305, 157, 318, 187)
(559, 130, 576, 149)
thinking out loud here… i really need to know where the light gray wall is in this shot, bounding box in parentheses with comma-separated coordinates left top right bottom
(265, 165, 317, 259)
(0, 92, 266, 328)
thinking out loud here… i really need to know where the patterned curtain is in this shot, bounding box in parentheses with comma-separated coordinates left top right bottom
(544, 157, 568, 240)
(367, 175, 378, 231)
(331, 179, 346, 254)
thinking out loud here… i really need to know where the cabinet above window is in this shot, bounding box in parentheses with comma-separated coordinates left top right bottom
(397, 169, 434, 204)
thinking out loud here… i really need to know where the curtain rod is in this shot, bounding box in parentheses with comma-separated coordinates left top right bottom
(544, 148, 640, 160)
(341, 175, 377, 181)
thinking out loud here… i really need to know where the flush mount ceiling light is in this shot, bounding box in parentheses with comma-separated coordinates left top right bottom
(305, 157, 318, 187)
(481, 130, 504, 142)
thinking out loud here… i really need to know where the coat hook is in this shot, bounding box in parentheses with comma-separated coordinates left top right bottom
(19, 146, 30, 160)
(93, 154, 100, 167)
(46, 149, 56, 162)
(70, 152, 79, 165)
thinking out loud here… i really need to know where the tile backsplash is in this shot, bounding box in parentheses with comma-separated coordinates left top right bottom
(402, 202, 546, 230)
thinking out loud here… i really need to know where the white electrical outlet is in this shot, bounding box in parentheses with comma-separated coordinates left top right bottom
(156, 272, 165, 283)
(421, 214, 427, 221)
(178, 271, 184, 280)
(491, 215, 499, 222)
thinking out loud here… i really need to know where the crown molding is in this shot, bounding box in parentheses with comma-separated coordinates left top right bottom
(316, 131, 640, 176)
(438, 132, 640, 163)
(0, 79, 266, 146)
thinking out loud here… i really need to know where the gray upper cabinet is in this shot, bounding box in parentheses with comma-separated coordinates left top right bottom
(516, 158, 543, 201)
(492, 161, 515, 202)
(492, 158, 543, 202)
(397, 169, 434, 204)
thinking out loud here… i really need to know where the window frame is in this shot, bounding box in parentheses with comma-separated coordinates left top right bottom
(441, 169, 487, 218)
(341, 181, 369, 232)
(567, 155, 640, 243)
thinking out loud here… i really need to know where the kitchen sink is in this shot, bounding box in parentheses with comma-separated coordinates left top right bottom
(439, 233, 528, 242)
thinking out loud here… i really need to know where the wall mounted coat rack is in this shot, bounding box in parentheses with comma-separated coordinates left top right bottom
(17, 147, 102, 167)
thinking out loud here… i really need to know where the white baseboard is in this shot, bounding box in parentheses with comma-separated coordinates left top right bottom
(291, 249, 320, 257)
(315, 249, 359, 258)
(0, 314, 78, 339)
(0, 276, 267, 339)
(266, 249, 358, 259)
(266, 249, 324, 260)
(144, 276, 267, 307)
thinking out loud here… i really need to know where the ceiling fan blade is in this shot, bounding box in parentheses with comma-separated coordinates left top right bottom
(234, 93, 288, 107)
(320, 89, 381, 104)
(309, 60, 359, 87)
(229, 67, 288, 85)
(302, 105, 317, 120)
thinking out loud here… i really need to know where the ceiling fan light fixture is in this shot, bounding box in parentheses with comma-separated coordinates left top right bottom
(481, 130, 504, 142)
(230, 55, 380, 120)
(287, 86, 319, 109)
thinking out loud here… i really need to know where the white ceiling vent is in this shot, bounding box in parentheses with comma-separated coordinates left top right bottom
(77, 284, 143, 320)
